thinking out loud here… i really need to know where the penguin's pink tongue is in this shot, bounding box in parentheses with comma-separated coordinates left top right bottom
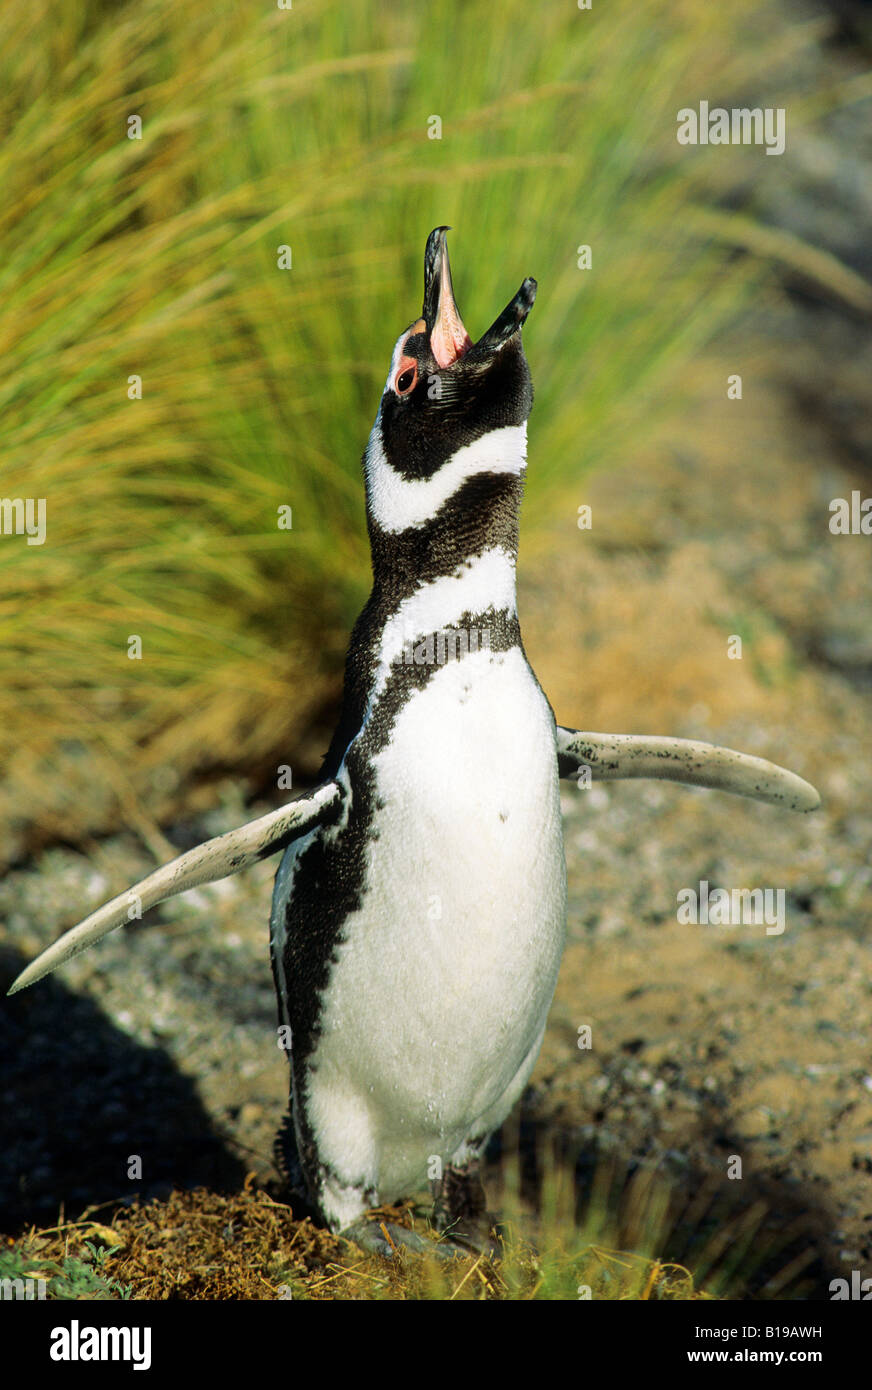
(429, 237, 472, 367)
(431, 299, 472, 368)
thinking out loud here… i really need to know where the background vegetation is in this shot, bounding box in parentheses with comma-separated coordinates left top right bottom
(0, 0, 810, 849)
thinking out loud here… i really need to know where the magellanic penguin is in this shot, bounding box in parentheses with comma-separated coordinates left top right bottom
(9, 228, 820, 1255)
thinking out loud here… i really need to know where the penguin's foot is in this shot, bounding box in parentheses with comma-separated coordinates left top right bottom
(431, 1158, 488, 1229)
(342, 1217, 465, 1262)
(429, 1158, 504, 1259)
(431, 1216, 504, 1261)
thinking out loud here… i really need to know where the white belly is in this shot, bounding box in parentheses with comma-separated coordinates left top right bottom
(306, 646, 567, 1213)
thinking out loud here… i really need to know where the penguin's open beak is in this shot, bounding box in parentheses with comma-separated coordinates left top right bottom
(422, 226, 536, 369)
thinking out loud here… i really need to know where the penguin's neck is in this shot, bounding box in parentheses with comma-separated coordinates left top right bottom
(363, 421, 528, 602)
(323, 520, 523, 779)
(367, 469, 522, 609)
(319, 429, 528, 776)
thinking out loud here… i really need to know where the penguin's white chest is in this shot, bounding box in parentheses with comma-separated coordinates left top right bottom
(306, 645, 567, 1210)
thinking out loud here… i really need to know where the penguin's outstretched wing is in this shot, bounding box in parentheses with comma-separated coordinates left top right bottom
(7, 781, 343, 995)
(555, 729, 819, 813)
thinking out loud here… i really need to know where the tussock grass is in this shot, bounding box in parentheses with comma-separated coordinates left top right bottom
(2, 1186, 705, 1302)
(2, 1140, 819, 1299)
(0, 0, 816, 846)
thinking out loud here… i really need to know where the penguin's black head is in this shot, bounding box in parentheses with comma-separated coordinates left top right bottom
(364, 229, 537, 531)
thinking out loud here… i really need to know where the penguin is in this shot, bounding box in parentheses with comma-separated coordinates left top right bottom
(8, 227, 820, 1256)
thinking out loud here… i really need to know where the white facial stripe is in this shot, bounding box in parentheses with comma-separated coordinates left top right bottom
(365, 423, 528, 533)
(384, 326, 419, 394)
(384, 333, 408, 393)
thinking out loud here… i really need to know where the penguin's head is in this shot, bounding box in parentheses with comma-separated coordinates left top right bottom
(364, 227, 536, 536)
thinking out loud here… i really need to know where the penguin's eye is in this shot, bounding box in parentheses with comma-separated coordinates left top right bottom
(395, 365, 417, 395)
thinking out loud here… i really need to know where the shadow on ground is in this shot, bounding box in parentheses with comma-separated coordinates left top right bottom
(488, 1091, 846, 1300)
(0, 945, 246, 1236)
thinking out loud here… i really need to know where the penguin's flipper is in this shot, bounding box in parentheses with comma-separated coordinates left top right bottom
(7, 781, 343, 995)
(555, 729, 819, 812)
